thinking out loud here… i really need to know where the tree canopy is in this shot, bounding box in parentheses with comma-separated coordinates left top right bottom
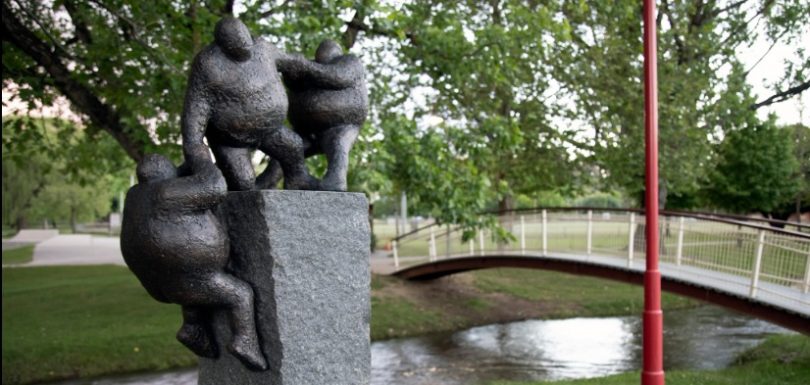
(2, 117, 130, 230)
(704, 118, 800, 214)
(3, 0, 809, 231)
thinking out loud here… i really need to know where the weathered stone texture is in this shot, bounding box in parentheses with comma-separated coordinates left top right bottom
(199, 190, 370, 385)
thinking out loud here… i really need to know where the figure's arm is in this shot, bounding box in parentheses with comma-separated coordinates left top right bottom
(181, 56, 214, 172)
(277, 53, 362, 89)
(156, 163, 227, 211)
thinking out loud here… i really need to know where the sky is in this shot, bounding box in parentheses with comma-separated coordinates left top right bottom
(739, 23, 809, 126)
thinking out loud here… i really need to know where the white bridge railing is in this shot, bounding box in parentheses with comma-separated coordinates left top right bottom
(392, 208, 810, 315)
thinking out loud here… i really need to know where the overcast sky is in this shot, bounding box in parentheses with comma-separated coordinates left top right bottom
(738, 22, 809, 126)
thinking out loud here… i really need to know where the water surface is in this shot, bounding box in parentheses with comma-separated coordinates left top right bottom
(56, 306, 790, 385)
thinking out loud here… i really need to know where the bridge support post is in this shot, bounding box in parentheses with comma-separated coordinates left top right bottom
(446, 224, 451, 258)
(542, 210, 548, 255)
(749, 230, 765, 298)
(628, 213, 636, 266)
(393, 240, 399, 268)
(587, 210, 593, 256)
(479, 230, 485, 256)
(676, 216, 684, 266)
(802, 248, 810, 294)
(429, 226, 437, 261)
(520, 215, 526, 255)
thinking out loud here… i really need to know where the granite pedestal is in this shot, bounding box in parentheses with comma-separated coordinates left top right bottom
(200, 190, 370, 385)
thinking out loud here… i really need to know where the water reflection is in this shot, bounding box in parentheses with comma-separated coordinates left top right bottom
(371, 317, 637, 385)
(55, 306, 789, 385)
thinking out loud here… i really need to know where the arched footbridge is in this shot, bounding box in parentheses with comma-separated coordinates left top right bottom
(387, 208, 810, 334)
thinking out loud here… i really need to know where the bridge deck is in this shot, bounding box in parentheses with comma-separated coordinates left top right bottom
(391, 251, 810, 327)
(531, 251, 808, 316)
(396, 251, 810, 316)
(388, 209, 810, 332)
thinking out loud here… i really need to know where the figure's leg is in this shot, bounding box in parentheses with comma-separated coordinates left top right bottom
(177, 306, 218, 358)
(319, 124, 360, 191)
(166, 273, 267, 371)
(255, 134, 320, 190)
(258, 127, 318, 190)
(254, 158, 284, 190)
(211, 145, 255, 191)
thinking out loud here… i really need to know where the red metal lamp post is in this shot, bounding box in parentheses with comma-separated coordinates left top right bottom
(642, 0, 664, 384)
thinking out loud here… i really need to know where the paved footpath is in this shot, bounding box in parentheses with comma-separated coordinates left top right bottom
(27, 234, 125, 266)
(9, 233, 396, 274)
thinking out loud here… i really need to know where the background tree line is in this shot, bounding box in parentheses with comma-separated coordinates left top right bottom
(2, 0, 809, 233)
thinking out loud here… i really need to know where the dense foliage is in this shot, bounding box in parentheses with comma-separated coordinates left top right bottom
(2, 0, 809, 231)
(705, 119, 800, 213)
(1, 117, 130, 230)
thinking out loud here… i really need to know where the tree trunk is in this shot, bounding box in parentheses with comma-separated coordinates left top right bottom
(70, 207, 78, 234)
(15, 215, 27, 231)
(2, 3, 149, 162)
(368, 203, 375, 251)
(498, 195, 514, 252)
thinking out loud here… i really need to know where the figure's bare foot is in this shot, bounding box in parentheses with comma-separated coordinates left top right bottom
(284, 174, 319, 191)
(319, 176, 347, 192)
(177, 322, 218, 358)
(229, 334, 268, 371)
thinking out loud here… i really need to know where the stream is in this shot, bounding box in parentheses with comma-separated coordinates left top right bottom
(55, 305, 791, 385)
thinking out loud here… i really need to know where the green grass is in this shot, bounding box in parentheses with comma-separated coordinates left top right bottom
(3, 227, 18, 238)
(2, 245, 34, 265)
(473, 268, 694, 317)
(370, 297, 451, 340)
(2, 266, 468, 384)
(486, 334, 810, 385)
(370, 274, 388, 290)
(2, 266, 196, 385)
(0, 264, 766, 385)
(465, 297, 491, 311)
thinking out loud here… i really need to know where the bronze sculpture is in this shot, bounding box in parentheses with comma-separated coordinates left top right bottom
(121, 16, 370, 374)
(257, 39, 368, 191)
(181, 17, 317, 191)
(120, 155, 267, 370)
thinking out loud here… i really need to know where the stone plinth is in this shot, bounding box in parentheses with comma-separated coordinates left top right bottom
(200, 190, 370, 385)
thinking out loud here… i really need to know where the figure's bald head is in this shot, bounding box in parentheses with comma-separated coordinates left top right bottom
(214, 17, 253, 61)
(315, 39, 342, 63)
(137, 154, 177, 183)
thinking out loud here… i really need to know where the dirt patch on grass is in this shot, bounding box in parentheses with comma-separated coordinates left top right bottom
(371, 272, 579, 337)
(370, 268, 696, 340)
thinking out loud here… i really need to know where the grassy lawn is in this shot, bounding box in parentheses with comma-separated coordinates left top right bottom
(2, 245, 34, 265)
(473, 268, 694, 317)
(2, 266, 195, 385)
(370, 297, 449, 339)
(3, 227, 18, 238)
(486, 334, 810, 385)
(3, 264, 700, 384)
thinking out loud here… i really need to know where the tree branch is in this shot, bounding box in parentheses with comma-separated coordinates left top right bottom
(342, 9, 363, 49)
(661, 0, 687, 65)
(750, 80, 810, 110)
(84, 0, 180, 74)
(343, 19, 416, 44)
(2, 2, 149, 161)
(711, 0, 751, 18)
(63, 0, 92, 44)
